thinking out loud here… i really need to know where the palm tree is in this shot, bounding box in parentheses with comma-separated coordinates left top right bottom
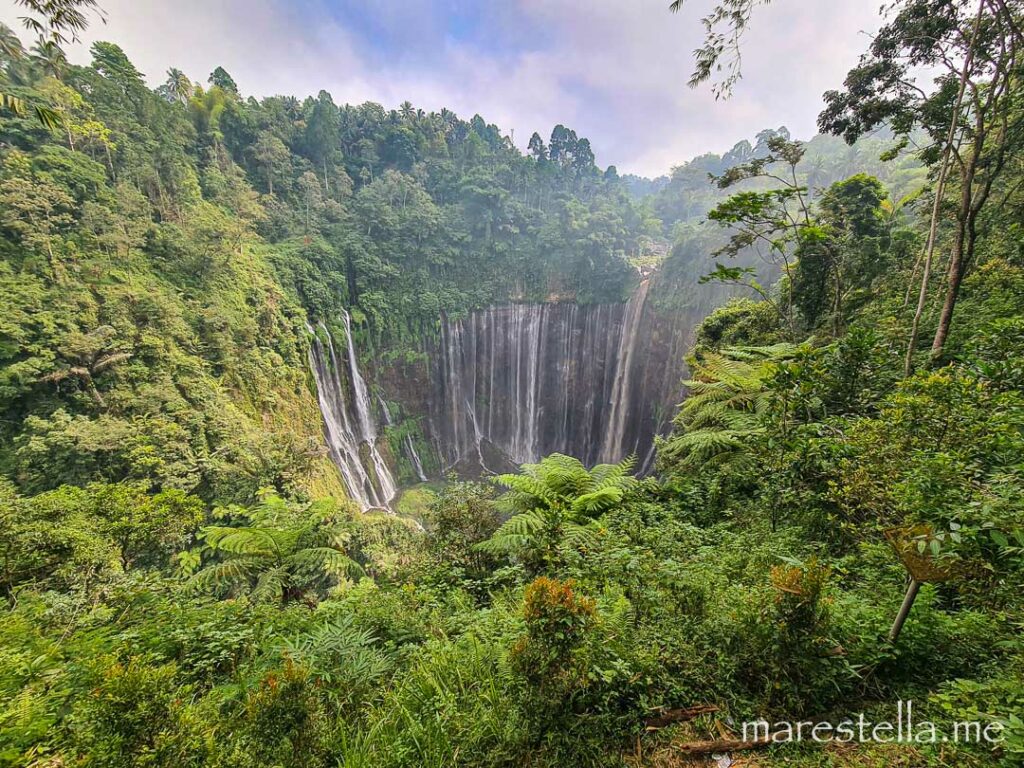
(189, 491, 362, 605)
(478, 453, 636, 573)
(0, 22, 23, 60)
(659, 344, 798, 473)
(0, 0, 103, 128)
(163, 67, 193, 105)
(399, 100, 414, 121)
(30, 37, 67, 79)
(0, 24, 60, 128)
(439, 107, 456, 134)
(16, 0, 103, 47)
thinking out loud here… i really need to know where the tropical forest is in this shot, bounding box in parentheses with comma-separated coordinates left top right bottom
(0, 0, 1022, 765)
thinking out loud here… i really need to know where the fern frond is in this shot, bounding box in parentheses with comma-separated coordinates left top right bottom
(292, 547, 364, 579)
(188, 557, 259, 592)
(203, 526, 290, 559)
(251, 566, 289, 603)
(476, 510, 547, 554)
(494, 473, 558, 506)
(571, 486, 624, 516)
(560, 521, 600, 552)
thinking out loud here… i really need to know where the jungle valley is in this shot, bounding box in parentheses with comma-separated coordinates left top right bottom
(0, 0, 1022, 766)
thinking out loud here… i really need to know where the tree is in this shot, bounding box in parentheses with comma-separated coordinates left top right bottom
(528, 131, 548, 161)
(188, 85, 229, 147)
(658, 344, 796, 474)
(0, 152, 75, 272)
(89, 41, 144, 93)
(818, 0, 1024, 368)
(38, 325, 133, 408)
(250, 131, 289, 195)
(304, 90, 340, 191)
(0, 22, 24, 60)
(14, 0, 104, 47)
(208, 65, 238, 95)
(189, 490, 362, 605)
(29, 36, 67, 78)
(704, 135, 812, 336)
(1, 481, 203, 593)
(478, 453, 636, 573)
(1, 0, 104, 127)
(668, 0, 771, 98)
(424, 481, 501, 582)
(161, 67, 194, 104)
(792, 174, 889, 332)
(37, 77, 114, 166)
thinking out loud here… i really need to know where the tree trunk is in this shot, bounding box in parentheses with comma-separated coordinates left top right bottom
(888, 578, 920, 642)
(904, 0, 985, 377)
(832, 261, 843, 336)
(931, 209, 977, 362)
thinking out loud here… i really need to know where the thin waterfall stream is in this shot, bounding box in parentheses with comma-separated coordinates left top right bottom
(307, 315, 397, 510)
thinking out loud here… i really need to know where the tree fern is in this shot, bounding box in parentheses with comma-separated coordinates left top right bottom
(476, 509, 546, 555)
(661, 344, 799, 472)
(189, 490, 359, 604)
(478, 453, 634, 572)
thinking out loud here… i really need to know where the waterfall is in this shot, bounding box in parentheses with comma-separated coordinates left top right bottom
(404, 434, 428, 482)
(430, 280, 683, 472)
(599, 279, 651, 463)
(307, 318, 397, 510)
(309, 280, 694, 496)
(379, 396, 393, 426)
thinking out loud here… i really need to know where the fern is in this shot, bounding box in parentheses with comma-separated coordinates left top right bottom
(661, 344, 798, 472)
(190, 490, 359, 604)
(477, 453, 636, 571)
(476, 509, 546, 554)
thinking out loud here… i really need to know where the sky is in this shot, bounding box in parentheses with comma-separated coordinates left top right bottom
(0, 0, 885, 177)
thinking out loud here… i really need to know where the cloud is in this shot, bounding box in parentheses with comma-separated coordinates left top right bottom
(0, 0, 883, 176)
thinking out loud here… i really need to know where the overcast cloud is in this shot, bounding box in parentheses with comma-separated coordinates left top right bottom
(0, 0, 884, 176)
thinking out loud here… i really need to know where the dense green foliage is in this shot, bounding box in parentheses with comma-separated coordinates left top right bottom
(1, 4, 1023, 767)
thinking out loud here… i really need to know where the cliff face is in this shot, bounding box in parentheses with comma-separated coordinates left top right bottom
(310, 277, 704, 508)
(426, 278, 695, 475)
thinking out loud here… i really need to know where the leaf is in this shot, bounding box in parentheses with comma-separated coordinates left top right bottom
(990, 529, 1010, 548)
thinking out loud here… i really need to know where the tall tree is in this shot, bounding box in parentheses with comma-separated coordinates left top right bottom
(527, 131, 547, 161)
(818, 0, 1024, 368)
(29, 36, 66, 78)
(208, 65, 238, 95)
(250, 130, 289, 195)
(703, 134, 812, 337)
(792, 174, 889, 333)
(304, 90, 340, 192)
(161, 67, 194, 105)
